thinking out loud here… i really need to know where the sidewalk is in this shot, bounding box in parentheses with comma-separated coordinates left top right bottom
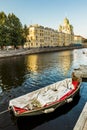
(0, 46, 84, 59)
(0, 49, 31, 58)
(73, 102, 87, 130)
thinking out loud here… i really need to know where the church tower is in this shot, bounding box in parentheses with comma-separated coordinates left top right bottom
(58, 17, 74, 34)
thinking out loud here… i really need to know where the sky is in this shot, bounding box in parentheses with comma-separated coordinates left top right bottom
(0, 0, 87, 38)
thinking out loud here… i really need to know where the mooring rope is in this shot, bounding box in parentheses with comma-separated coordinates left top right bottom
(0, 109, 9, 115)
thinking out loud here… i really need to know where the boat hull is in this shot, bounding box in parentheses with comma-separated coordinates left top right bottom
(9, 83, 80, 117)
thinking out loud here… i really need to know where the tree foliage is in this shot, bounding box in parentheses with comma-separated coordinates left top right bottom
(0, 11, 7, 25)
(0, 11, 28, 49)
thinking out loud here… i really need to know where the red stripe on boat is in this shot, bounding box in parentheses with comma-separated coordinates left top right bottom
(44, 81, 79, 107)
(72, 81, 79, 88)
(13, 106, 28, 114)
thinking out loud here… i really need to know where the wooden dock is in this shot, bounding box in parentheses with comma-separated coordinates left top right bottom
(73, 102, 87, 130)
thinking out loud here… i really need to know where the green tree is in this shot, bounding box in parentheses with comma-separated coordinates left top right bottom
(22, 24, 29, 42)
(0, 11, 7, 25)
(6, 13, 23, 48)
(0, 12, 7, 49)
(0, 12, 28, 49)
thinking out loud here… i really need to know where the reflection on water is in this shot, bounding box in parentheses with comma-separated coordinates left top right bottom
(0, 49, 87, 130)
(26, 51, 72, 75)
(0, 57, 26, 91)
(0, 49, 87, 99)
(25, 51, 72, 79)
(0, 50, 74, 98)
(26, 55, 39, 72)
(21, 51, 73, 93)
(55, 51, 72, 76)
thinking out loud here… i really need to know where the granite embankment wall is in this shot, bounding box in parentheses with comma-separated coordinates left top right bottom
(0, 46, 85, 59)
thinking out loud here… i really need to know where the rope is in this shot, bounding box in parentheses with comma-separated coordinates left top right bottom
(0, 109, 9, 115)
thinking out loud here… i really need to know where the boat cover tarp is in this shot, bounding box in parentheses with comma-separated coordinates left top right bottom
(9, 79, 79, 114)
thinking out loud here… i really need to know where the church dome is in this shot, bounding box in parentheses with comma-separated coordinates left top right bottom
(58, 18, 74, 34)
(63, 17, 69, 25)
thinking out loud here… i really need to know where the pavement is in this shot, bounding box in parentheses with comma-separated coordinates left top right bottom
(0, 49, 32, 58)
(0, 46, 84, 59)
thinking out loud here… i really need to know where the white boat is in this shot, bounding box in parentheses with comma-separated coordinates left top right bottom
(74, 65, 87, 79)
(8, 78, 81, 117)
(83, 51, 87, 54)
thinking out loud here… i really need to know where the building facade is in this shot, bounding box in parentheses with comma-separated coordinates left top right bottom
(24, 18, 81, 48)
(74, 35, 83, 45)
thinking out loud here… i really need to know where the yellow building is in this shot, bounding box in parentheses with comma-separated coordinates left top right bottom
(74, 35, 82, 45)
(24, 24, 59, 48)
(58, 32, 65, 46)
(24, 18, 82, 48)
(44, 27, 52, 47)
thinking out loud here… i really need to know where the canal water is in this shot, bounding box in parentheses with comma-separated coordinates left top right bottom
(0, 48, 87, 130)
